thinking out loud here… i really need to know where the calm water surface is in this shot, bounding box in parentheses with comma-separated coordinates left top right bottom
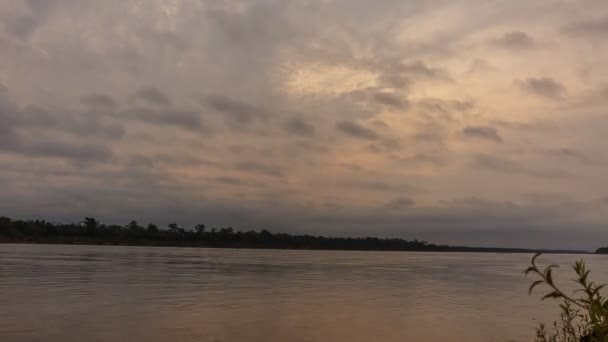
(2, 244, 607, 342)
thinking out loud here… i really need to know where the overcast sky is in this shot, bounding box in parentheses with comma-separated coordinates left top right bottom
(1, 0, 607, 249)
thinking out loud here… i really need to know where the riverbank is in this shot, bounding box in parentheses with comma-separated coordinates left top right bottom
(0, 216, 590, 254)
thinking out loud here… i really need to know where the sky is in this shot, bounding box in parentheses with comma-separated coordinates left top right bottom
(0, 0, 607, 249)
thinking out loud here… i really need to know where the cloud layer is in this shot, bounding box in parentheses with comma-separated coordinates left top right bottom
(0, 0, 607, 249)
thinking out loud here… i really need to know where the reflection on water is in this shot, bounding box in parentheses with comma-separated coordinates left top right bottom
(1, 244, 607, 342)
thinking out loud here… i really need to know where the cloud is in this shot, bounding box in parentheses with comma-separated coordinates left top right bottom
(205, 95, 266, 126)
(472, 154, 567, 178)
(336, 121, 379, 140)
(211, 176, 266, 189)
(127, 153, 210, 168)
(462, 126, 503, 143)
(0, 134, 112, 163)
(367, 138, 402, 154)
(377, 72, 410, 89)
(134, 88, 172, 106)
(398, 61, 450, 80)
(543, 148, 592, 164)
(0, 0, 607, 249)
(391, 153, 444, 166)
(214, 176, 248, 186)
(284, 117, 316, 137)
(490, 31, 535, 50)
(492, 119, 558, 132)
(338, 180, 412, 192)
(372, 92, 408, 109)
(515, 77, 566, 99)
(416, 98, 474, 114)
(24, 139, 113, 162)
(562, 17, 608, 37)
(371, 120, 389, 128)
(2, 0, 59, 40)
(386, 197, 417, 209)
(26, 0, 60, 15)
(123, 107, 204, 131)
(3, 15, 40, 40)
(81, 94, 117, 109)
(0, 93, 124, 140)
(234, 161, 283, 177)
(374, 61, 450, 92)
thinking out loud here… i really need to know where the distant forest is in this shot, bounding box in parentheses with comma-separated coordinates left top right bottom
(0, 216, 588, 254)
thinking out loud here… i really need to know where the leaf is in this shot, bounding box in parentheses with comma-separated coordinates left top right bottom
(546, 268, 554, 286)
(593, 284, 606, 296)
(529, 280, 544, 295)
(532, 252, 542, 265)
(524, 266, 536, 276)
(542, 291, 563, 301)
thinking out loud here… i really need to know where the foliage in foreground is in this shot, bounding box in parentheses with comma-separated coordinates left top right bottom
(526, 253, 608, 341)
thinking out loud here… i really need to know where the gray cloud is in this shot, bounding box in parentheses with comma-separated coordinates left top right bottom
(416, 98, 474, 114)
(24, 138, 113, 162)
(339, 180, 412, 192)
(377, 72, 410, 89)
(336, 121, 379, 140)
(386, 197, 416, 209)
(284, 117, 315, 137)
(2, 0, 59, 39)
(214, 176, 248, 186)
(234, 161, 283, 177)
(127, 153, 210, 168)
(375, 61, 449, 91)
(26, 0, 60, 14)
(490, 31, 535, 50)
(515, 77, 566, 99)
(371, 120, 389, 128)
(205, 95, 266, 127)
(492, 120, 559, 132)
(140, 29, 190, 51)
(134, 88, 172, 106)
(81, 94, 117, 110)
(0, 0, 606, 249)
(462, 126, 503, 143)
(440, 197, 518, 210)
(562, 16, 608, 37)
(3, 15, 39, 40)
(123, 107, 204, 131)
(473, 154, 567, 178)
(367, 139, 403, 154)
(372, 92, 408, 109)
(0, 94, 124, 140)
(0, 133, 112, 163)
(543, 148, 592, 164)
(398, 61, 450, 80)
(212, 176, 265, 188)
(391, 153, 444, 166)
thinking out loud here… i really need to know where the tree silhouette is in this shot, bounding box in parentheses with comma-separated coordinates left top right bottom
(0, 216, 584, 253)
(146, 224, 159, 233)
(195, 224, 206, 234)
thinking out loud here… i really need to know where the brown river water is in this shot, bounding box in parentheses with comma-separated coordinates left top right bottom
(2, 244, 607, 342)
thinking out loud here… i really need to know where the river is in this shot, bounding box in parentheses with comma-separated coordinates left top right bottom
(1, 244, 606, 342)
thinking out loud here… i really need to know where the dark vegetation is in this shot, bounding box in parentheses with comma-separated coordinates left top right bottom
(527, 254, 608, 341)
(0, 216, 587, 253)
(595, 247, 608, 255)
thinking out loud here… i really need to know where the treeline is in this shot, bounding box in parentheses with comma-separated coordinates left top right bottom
(596, 247, 608, 254)
(0, 216, 580, 253)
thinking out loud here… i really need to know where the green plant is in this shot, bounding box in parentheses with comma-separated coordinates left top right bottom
(526, 253, 608, 342)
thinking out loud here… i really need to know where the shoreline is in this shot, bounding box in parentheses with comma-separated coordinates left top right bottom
(0, 240, 590, 255)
